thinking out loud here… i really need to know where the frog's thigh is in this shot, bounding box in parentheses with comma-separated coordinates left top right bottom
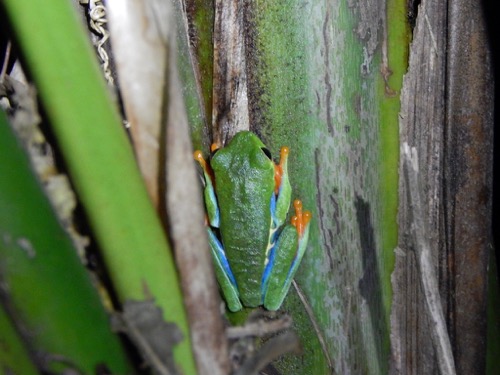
(207, 229, 242, 312)
(263, 225, 298, 310)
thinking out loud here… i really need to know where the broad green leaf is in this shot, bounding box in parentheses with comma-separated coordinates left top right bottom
(0, 110, 133, 374)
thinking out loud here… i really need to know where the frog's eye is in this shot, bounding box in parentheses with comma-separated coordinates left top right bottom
(210, 148, 219, 158)
(261, 147, 272, 160)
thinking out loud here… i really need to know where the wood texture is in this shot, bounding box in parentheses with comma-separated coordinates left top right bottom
(393, 0, 493, 373)
(212, 0, 250, 145)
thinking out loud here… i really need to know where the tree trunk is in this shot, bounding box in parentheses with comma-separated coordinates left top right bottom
(393, 0, 494, 374)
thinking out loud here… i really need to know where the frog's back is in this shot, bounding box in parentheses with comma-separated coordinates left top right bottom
(211, 132, 275, 307)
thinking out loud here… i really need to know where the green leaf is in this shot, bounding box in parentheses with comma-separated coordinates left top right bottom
(0, 304, 38, 375)
(0, 110, 132, 374)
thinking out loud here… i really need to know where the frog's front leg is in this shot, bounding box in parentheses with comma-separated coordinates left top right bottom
(273, 146, 292, 228)
(194, 151, 220, 227)
(262, 200, 311, 311)
(194, 150, 243, 312)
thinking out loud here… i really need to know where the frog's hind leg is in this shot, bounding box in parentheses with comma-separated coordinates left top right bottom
(261, 225, 299, 310)
(207, 229, 242, 312)
(263, 200, 312, 311)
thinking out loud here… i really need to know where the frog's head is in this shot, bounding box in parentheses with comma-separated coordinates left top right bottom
(213, 131, 273, 171)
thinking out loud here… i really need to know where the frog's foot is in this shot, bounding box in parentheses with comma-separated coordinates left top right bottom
(193, 150, 214, 185)
(285, 199, 311, 281)
(211, 142, 220, 153)
(272, 147, 292, 228)
(194, 150, 220, 227)
(291, 199, 312, 240)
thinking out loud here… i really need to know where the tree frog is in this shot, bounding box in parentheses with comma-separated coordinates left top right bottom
(194, 131, 311, 312)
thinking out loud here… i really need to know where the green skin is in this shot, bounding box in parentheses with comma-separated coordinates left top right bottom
(200, 131, 310, 311)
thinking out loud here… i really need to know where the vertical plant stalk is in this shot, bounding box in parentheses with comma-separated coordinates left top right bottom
(212, 0, 250, 145)
(380, 0, 407, 329)
(107, 0, 169, 208)
(110, 0, 230, 372)
(168, 1, 231, 374)
(163, 32, 230, 373)
(2, 1, 197, 373)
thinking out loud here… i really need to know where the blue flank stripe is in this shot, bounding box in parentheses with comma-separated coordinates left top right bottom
(270, 192, 277, 228)
(261, 244, 276, 297)
(207, 230, 237, 288)
(261, 192, 279, 297)
(271, 178, 285, 228)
